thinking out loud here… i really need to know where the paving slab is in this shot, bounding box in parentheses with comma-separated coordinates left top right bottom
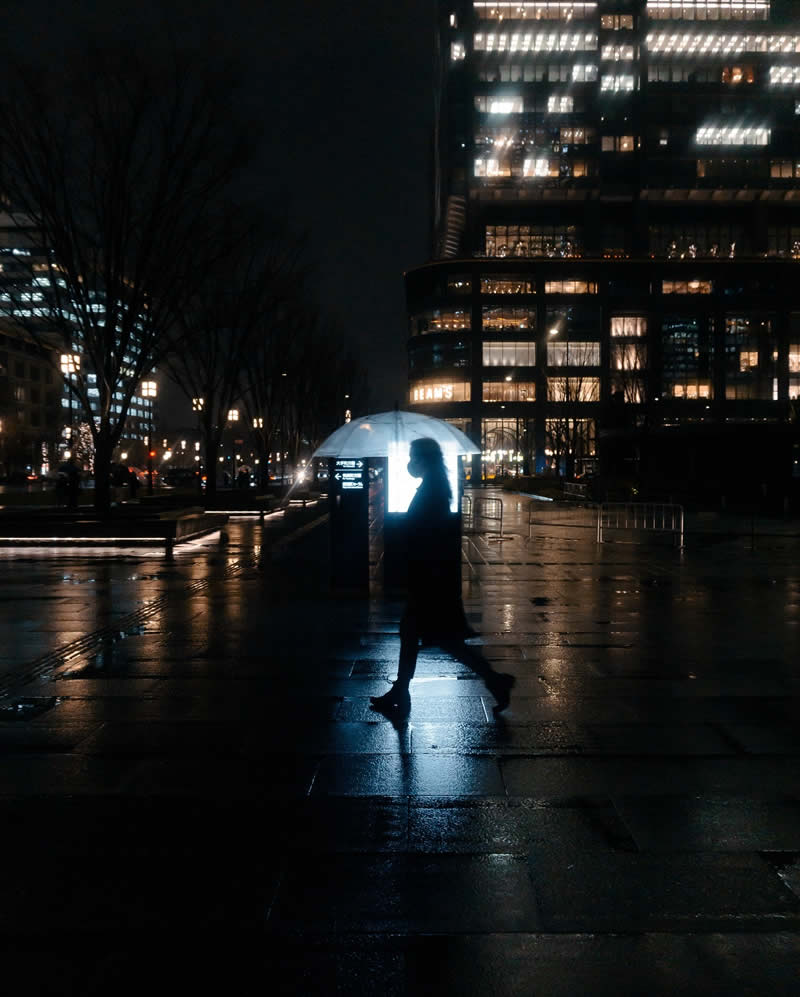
(0, 507, 799, 991)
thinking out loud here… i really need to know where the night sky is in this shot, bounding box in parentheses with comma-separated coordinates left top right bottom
(9, 0, 437, 420)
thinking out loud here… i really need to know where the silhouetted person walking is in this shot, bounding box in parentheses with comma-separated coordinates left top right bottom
(370, 437, 515, 717)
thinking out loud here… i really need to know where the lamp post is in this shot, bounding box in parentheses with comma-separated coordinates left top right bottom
(59, 353, 80, 459)
(141, 380, 158, 494)
(227, 408, 239, 487)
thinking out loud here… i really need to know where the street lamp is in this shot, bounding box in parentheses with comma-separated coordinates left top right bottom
(141, 380, 158, 494)
(227, 408, 239, 487)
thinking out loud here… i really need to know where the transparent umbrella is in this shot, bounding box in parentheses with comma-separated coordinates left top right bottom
(312, 410, 479, 459)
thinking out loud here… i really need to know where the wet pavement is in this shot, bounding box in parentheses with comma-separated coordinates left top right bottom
(2, 494, 800, 994)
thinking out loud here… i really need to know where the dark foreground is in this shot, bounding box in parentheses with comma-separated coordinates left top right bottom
(1, 499, 799, 995)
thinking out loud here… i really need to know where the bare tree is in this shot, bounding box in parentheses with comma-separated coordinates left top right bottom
(240, 308, 367, 490)
(0, 43, 252, 515)
(161, 216, 304, 501)
(544, 341, 600, 478)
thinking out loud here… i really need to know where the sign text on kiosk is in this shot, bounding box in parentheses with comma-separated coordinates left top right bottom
(334, 458, 365, 490)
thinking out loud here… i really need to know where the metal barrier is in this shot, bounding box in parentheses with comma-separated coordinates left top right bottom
(470, 496, 504, 539)
(597, 502, 684, 548)
(563, 481, 588, 501)
(528, 501, 598, 540)
(462, 493, 473, 530)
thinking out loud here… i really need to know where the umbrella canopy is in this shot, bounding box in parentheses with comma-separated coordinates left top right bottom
(312, 410, 480, 459)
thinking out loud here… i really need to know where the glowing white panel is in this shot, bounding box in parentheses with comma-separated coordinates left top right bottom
(695, 125, 769, 144)
(489, 97, 523, 112)
(387, 440, 460, 514)
(770, 66, 800, 85)
(646, 33, 800, 55)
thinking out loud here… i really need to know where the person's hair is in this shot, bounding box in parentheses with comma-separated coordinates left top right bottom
(411, 437, 451, 501)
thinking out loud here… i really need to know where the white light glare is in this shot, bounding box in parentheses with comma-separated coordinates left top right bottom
(387, 440, 460, 514)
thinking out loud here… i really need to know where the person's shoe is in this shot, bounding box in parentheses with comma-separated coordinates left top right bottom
(370, 686, 411, 715)
(490, 673, 516, 714)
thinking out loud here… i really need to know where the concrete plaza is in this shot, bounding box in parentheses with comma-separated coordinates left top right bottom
(1, 495, 799, 994)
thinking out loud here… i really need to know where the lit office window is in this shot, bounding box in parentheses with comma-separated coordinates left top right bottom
(559, 127, 592, 144)
(645, 1, 769, 21)
(474, 96, 525, 113)
(695, 126, 769, 144)
(483, 381, 536, 402)
(662, 280, 713, 294)
(474, 158, 511, 176)
(483, 341, 537, 366)
(790, 378, 800, 399)
(547, 95, 574, 112)
(789, 345, 800, 373)
(601, 43, 635, 60)
(486, 225, 582, 258)
(547, 341, 600, 366)
(481, 276, 534, 294)
(600, 14, 633, 28)
(610, 316, 647, 337)
(601, 135, 634, 151)
(770, 160, 800, 178)
(483, 306, 536, 330)
(671, 383, 712, 398)
(611, 343, 648, 370)
(544, 280, 598, 293)
(571, 64, 598, 81)
(721, 65, 755, 83)
(451, 41, 466, 61)
(547, 377, 600, 402)
(769, 66, 800, 85)
(412, 309, 470, 334)
(611, 375, 645, 403)
(600, 74, 635, 91)
(522, 157, 557, 177)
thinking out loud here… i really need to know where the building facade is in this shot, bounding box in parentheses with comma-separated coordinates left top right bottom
(406, 0, 800, 485)
(0, 212, 156, 475)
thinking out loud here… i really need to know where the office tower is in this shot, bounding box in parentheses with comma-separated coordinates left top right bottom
(406, 0, 800, 488)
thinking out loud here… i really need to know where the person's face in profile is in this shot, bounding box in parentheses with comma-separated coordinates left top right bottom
(407, 448, 425, 479)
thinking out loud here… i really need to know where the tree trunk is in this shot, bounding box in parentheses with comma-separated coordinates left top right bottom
(93, 434, 114, 518)
(203, 426, 221, 503)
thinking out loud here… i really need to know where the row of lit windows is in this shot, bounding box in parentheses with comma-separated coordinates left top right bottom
(478, 63, 595, 82)
(486, 226, 581, 258)
(646, 33, 800, 55)
(474, 157, 593, 177)
(476, 61, 800, 88)
(646, 1, 769, 21)
(409, 379, 605, 404)
(696, 125, 769, 144)
(412, 377, 800, 403)
(473, 2, 598, 21)
(474, 125, 596, 147)
(474, 31, 598, 52)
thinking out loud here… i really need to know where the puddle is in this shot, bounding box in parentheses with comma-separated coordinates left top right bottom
(0, 697, 61, 721)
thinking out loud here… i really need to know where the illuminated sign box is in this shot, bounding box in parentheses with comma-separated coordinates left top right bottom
(334, 458, 365, 490)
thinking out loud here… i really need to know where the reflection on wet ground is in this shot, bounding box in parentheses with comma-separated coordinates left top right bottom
(1, 496, 800, 992)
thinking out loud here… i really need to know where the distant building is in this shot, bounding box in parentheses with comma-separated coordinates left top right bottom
(407, 0, 800, 490)
(0, 211, 155, 474)
(0, 322, 61, 477)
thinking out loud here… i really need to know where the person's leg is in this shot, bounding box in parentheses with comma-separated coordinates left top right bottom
(395, 609, 420, 691)
(441, 639, 516, 713)
(370, 607, 419, 711)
